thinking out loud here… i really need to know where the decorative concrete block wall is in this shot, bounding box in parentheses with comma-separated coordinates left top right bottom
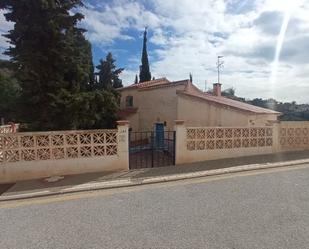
(2, 120, 309, 183)
(0, 124, 19, 134)
(278, 122, 309, 151)
(175, 120, 309, 164)
(186, 127, 273, 151)
(0, 122, 129, 183)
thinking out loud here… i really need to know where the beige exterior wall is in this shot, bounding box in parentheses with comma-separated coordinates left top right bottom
(2, 120, 309, 183)
(0, 156, 126, 183)
(0, 125, 129, 183)
(120, 83, 278, 131)
(276, 121, 309, 152)
(250, 114, 278, 126)
(177, 94, 277, 127)
(177, 146, 274, 164)
(175, 121, 309, 165)
(128, 112, 140, 131)
(120, 88, 138, 109)
(120, 85, 186, 131)
(175, 123, 276, 164)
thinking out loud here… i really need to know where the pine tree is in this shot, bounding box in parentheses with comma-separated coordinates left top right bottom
(96, 52, 124, 90)
(139, 28, 151, 82)
(0, 60, 21, 123)
(0, 0, 95, 130)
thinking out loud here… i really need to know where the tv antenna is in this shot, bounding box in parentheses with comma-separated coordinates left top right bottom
(216, 56, 224, 84)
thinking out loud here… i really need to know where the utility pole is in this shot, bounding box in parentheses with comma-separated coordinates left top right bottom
(217, 56, 224, 84)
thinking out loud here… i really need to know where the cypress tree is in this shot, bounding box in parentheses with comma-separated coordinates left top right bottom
(134, 74, 138, 84)
(139, 28, 151, 82)
(0, 0, 94, 130)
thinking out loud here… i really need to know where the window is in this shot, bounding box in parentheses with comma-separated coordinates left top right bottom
(126, 96, 133, 107)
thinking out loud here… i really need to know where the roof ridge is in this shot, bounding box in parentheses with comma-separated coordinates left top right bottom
(180, 87, 280, 115)
(137, 77, 169, 88)
(118, 77, 170, 90)
(139, 80, 188, 91)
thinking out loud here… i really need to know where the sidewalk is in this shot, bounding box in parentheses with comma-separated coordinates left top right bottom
(1, 151, 309, 201)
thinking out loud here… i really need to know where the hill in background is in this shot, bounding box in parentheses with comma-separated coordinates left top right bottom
(221, 88, 309, 121)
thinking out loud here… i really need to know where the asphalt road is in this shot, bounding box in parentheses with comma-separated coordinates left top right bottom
(1, 165, 309, 249)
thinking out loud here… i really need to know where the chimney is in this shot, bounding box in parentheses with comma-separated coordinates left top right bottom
(213, 83, 222, 96)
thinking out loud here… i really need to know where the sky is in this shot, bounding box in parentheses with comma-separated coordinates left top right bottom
(1, 0, 309, 103)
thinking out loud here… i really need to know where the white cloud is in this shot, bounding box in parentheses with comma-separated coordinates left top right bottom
(80, 1, 163, 45)
(81, 0, 309, 103)
(1, 1, 309, 103)
(132, 0, 309, 103)
(121, 69, 138, 85)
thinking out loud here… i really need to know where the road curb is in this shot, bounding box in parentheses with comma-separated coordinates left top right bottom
(1, 158, 309, 201)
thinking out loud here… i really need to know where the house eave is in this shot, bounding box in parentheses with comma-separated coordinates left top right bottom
(177, 91, 281, 116)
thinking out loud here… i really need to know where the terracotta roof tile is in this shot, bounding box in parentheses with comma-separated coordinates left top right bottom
(119, 77, 280, 115)
(180, 82, 280, 115)
(118, 78, 170, 90)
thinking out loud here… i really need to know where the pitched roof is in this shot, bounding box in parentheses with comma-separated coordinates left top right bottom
(118, 77, 190, 91)
(118, 78, 170, 90)
(119, 77, 280, 115)
(179, 82, 281, 115)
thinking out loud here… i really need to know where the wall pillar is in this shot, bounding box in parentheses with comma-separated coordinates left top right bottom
(117, 120, 130, 170)
(272, 122, 281, 153)
(174, 120, 186, 165)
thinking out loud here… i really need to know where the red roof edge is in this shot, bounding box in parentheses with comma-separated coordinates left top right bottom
(117, 77, 170, 91)
(177, 87, 281, 115)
